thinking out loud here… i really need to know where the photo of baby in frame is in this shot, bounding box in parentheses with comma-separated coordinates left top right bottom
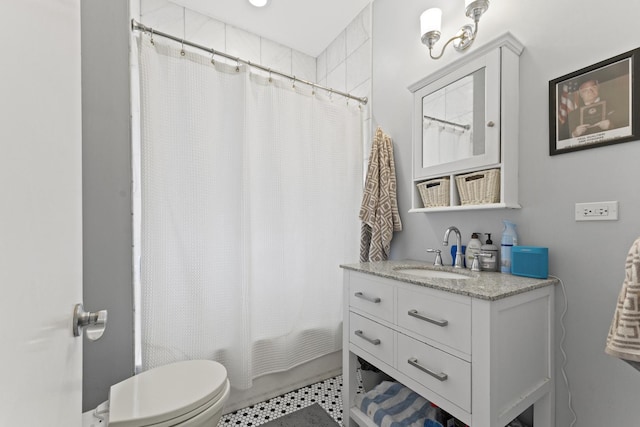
(549, 48, 639, 155)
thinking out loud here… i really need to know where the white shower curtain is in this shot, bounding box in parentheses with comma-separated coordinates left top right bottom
(136, 36, 363, 389)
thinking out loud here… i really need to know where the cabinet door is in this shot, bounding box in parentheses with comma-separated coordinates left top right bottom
(413, 48, 500, 179)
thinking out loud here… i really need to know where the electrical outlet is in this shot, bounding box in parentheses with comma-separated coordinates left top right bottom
(575, 201, 618, 221)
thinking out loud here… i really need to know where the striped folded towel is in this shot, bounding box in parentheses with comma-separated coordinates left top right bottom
(354, 381, 444, 427)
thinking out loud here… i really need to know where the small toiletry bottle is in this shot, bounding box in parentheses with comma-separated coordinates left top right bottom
(500, 220, 518, 273)
(465, 233, 483, 269)
(480, 233, 499, 271)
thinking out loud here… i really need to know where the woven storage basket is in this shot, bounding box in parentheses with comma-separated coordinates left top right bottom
(417, 177, 450, 208)
(455, 168, 500, 205)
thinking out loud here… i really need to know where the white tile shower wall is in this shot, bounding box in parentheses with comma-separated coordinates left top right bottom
(139, 0, 316, 82)
(316, 4, 373, 156)
(140, 0, 185, 37)
(185, 9, 225, 52)
(317, 5, 371, 92)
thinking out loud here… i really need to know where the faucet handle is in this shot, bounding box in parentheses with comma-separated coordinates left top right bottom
(426, 248, 443, 266)
(471, 252, 493, 272)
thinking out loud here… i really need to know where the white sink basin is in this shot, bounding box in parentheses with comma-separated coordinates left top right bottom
(393, 267, 471, 279)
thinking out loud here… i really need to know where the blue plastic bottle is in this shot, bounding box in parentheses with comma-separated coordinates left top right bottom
(500, 220, 518, 273)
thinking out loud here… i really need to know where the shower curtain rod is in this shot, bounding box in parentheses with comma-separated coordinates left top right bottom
(131, 20, 368, 105)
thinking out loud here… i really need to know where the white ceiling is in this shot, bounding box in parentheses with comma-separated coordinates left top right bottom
(169, 0, 372, 57)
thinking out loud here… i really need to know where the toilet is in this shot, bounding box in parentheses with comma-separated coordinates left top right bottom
(83, 360, 230, 427)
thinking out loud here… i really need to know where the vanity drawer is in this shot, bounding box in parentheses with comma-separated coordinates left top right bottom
(349, 274, 394, 323)
(397, 286, 471, 354)
(397, 333, 471, 412)
(349, 312, 394, 366)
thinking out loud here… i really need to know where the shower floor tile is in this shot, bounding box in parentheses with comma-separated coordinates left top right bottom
(217, 374, 356, 427)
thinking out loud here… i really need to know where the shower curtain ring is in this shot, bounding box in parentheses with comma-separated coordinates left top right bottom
(268, 69, 272, 83)
(310, 83, 315, 96)
(180, 39, 185, 56)
(292, 76, 296, 89)
(150, 28, 155, 45)
(236, 58, 240, 72)
(210, 49, 215, 65)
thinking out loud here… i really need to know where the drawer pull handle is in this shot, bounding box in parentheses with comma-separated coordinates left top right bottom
(354, 330, 381, 345)
(407, 309, 448, 327)
(354, 292, 381, 303)
(407, 357, 448, 382)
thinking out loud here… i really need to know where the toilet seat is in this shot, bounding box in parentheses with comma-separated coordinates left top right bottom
(108, 360, 229, 427)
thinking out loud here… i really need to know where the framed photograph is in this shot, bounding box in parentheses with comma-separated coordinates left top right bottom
(549, 48, 640, 155)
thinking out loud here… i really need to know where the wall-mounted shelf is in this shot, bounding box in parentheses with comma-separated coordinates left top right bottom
(409, 202, 521, 214)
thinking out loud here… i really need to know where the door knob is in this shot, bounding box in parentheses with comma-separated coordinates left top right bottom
(73, 303, 107, 341)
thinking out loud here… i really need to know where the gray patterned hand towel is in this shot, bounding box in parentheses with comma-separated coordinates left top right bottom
(606, 237, 640, 371)
(359, 127, 402, 262)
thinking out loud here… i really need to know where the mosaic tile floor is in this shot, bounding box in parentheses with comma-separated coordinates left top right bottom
(217, 374, 349, 426)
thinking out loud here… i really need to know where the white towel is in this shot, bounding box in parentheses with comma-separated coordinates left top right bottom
(359, 127, 402, 262)
(605, 237, 640, 371)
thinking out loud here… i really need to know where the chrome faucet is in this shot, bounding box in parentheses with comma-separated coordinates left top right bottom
(443, 226, 464, 268)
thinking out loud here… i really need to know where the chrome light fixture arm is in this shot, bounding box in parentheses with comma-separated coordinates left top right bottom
(423, 23, 477, 60)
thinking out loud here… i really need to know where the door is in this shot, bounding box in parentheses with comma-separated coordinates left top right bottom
(0, 0, 83, 425)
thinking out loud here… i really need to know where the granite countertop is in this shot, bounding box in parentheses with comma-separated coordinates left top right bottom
(340, 259, 558, 301)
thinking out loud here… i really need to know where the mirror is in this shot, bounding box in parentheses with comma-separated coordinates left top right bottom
(421, 68, 486, 168)
(411, 46, 501, 179)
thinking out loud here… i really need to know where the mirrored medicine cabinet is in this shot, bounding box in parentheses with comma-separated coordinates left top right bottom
(409, 33, 524, 212)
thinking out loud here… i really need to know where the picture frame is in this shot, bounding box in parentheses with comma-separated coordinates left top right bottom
(549, 48, 640, 155)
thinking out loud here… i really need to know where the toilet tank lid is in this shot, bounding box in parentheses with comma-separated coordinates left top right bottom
(108, 360, 228, 427)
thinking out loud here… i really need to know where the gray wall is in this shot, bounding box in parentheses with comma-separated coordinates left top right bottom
(372, 0, 640, 425)
(81, 0, 134, 411)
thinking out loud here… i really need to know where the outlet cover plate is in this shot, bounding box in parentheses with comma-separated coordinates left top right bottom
(575, 201, 619, 221)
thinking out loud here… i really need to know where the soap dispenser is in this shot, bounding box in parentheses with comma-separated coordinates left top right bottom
(480, 233, 498, 271)
(465, 232, 483, 269)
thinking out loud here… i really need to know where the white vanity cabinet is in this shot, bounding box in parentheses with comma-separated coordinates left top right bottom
(409, 33, 524, 212)
(342, 263, 557, 427)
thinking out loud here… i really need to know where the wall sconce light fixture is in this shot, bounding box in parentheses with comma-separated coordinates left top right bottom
(420, 0, 489, 60)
